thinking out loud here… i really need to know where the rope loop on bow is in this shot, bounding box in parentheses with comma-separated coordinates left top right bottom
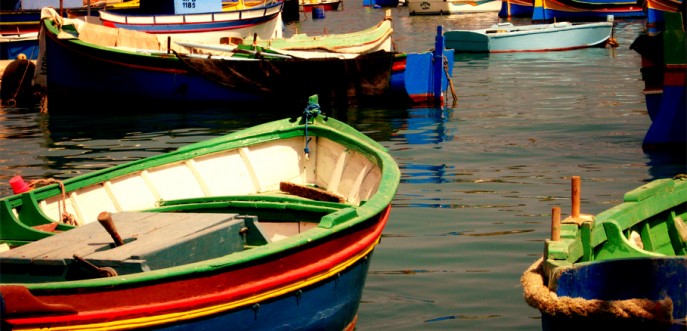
(302, 97, 322, 158)
(28, 178, 80, 226)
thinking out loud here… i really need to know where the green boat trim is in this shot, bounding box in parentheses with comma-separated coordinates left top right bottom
(544, 176, 687, 274)
(0, 99, 401, 292)
(522, 175, 687, 325)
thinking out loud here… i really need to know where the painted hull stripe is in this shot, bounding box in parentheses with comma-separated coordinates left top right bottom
(14, 238, 380, 331)
(11, 207, 392, 331)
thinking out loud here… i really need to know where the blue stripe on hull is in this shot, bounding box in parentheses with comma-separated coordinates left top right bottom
(532, 8, 646, 20)
(498, 3, 534, 17)
(156, 252, 373, 330)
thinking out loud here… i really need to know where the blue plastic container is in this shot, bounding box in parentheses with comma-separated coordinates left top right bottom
(312, 5, 326, 19)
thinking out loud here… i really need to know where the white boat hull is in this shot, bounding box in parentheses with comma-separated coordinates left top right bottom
(408, 0, 501, 15)
(444, 21, 614, 52)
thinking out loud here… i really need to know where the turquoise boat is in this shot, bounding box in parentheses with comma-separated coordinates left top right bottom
(444, 20, 615, 53)
(0, 97, 401, 330)
(523, 176, 687, 330)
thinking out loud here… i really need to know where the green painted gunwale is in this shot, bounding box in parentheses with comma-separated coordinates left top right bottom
(43, 19, 325, 66)
(544, 177, 687, 274)
(44, 20, 187, 67)
(0, 114, 401, 292)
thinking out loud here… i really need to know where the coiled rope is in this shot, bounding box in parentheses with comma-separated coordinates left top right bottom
(27, 179, 79, 226)
(521, 257, 675, 324)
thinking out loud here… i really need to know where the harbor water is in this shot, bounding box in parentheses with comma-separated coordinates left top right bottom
(1, 1, 685, 330)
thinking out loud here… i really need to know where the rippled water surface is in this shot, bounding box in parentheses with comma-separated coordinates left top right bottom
(1, 3, 685, 330)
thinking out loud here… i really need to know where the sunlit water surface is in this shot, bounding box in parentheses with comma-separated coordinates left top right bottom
(1, 3, 685, 330)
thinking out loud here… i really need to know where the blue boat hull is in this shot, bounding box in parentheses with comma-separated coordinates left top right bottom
(542, 257, 687, 331)
(498, 0, 535, 17)
(632, 11, 686, 151)
(156, 251, 373, 330)
(390, 26, 455, 107)
(389, 50, 455, 105)
(0, 38, 39, 60)
(39, 15, 457, 111)
(42, 24, 264, 110)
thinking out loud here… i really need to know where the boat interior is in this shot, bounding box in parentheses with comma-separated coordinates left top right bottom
(0, 133, 384, 284)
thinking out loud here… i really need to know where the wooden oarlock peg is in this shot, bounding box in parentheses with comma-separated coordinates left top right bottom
(571, 176, 581, 218)
(551, 206, 561, 241)
(98, 211, 125, 247)
(562, 176, 594, 226)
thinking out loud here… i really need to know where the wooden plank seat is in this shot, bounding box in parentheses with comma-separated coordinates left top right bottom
(0, 212, 258, 282)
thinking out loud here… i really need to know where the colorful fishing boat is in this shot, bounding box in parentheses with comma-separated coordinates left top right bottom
(444, 20, 615, 52)
(0, 0, 283, 60)
(498, 0, 534, 17)
(33, 11, 455, 111)
(531, 0, 646, 21)
(242, 10, 394, 55)
(522, 176, 687, 330)
(644, 0, 683, 36)
(98, 0, 285, 44)
(630, 11, 686, 152)
(0, 98, 401, 330)
(408, 0, 501, 15)
(82, 0, 276, 13)
(0, 0, 85, 60)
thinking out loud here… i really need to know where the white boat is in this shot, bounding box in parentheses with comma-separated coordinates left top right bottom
(408, 0, 501, 15)
(444, 21, 615, 52)
(98, 0, 284, 46)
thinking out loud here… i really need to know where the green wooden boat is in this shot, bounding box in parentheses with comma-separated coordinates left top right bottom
(522, 176, 687, 330)
(0, 97, 401, 330)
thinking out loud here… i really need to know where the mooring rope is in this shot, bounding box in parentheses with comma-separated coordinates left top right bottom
(443, 55, 457, 108)
(521, 257, 675, 324)
(302, 99, 321, 158)
(27, 179, 80, 226)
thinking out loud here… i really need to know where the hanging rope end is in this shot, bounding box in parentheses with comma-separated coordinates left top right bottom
(302, 95, 321, 158)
